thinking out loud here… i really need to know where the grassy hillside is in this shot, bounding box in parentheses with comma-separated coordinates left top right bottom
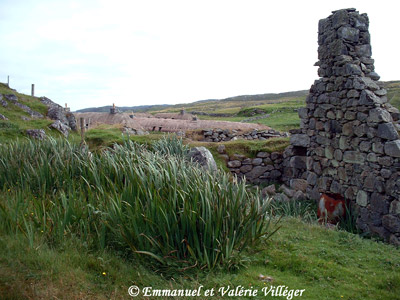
(0, 83, 75, 142)
(384, 81, 400, 109)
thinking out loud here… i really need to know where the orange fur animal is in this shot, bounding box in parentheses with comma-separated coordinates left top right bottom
(318, 193, 346, 224)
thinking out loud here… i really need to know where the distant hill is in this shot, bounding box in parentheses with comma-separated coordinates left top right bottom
(220, 90, 308, 102)
(75, 91, 309, 113)
(76, 104, 172, 113)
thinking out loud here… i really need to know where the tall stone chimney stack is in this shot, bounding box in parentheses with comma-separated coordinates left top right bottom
(287, 8, 400, 245)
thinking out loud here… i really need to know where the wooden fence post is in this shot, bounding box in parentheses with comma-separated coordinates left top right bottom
(80, 118, 85, 145)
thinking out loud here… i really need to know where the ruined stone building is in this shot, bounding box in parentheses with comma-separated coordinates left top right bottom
(285, 8, 400, 244)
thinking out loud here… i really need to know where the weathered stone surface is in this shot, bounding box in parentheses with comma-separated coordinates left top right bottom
(188, 147, 217, 172)
(390, 201, 400, 215)
(257, 152, 269, 158)
(343, 151, 365, 164)
(290, 134, 310, 147)
(359, 89, 381, 105)
(377, 123, 399, 140)
(252, 158, 263, 166)
(355, 44, 372, 57)
(338, 26, 359, 42)
(49, 120, 70, 137)
(263, 184, 276, 196)
(384, 140, 400, 157)
(4, 94, 18, 101)
(290, 179, 307, 192)
(240, 164, 253, 173)
(368, 108, 392, 123)
(270, 170, 282, 179)
(245, 166, 268, 181)
(227, 160, 241, 168)
(382, 215, 400, 233)
(290, 156, 307, 169)
(26, 129, 46, 140)
(0, 113, 8, 120)
(217, 144, 226, 154)
(356, 190, 368, 207)
(66, 113, 77, 131)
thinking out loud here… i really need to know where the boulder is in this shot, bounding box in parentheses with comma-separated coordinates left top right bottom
(4, 94, 18, 101)
(49, 120, 70, 137)
(0, 113, 8, 120)
(26, 129, 46, 140)
(66, 113, 77, 131)
(188, 147, 217, 172)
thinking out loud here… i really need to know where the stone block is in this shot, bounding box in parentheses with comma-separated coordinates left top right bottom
(382, 215, 400, 233)
(227, 160, 241, 168)
(356, 190, 368, 207)
(343, 151, 366, 164)
(384, 140, 400, 157)
(377, 123, 399, 140)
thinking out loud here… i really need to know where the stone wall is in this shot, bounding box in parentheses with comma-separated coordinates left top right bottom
(287, 8, 400, 244)
(203, 128, 288, 142)
(217, 145, 283, 184)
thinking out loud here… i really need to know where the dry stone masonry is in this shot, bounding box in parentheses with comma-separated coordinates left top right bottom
(203, 128, 288, 142)
(218, 146, 284, 184)
(288, 8, 400, 244)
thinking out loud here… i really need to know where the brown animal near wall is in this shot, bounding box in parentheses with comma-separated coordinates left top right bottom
(317, 193, 346, 225)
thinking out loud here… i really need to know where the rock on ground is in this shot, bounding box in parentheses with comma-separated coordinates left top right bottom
(26, 129, 46, 140)
(188, 147, 218, 172)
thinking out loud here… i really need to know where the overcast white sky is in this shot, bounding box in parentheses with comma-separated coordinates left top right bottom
(0, 0, 399, 111)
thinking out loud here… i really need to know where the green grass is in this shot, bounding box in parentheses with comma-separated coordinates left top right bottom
(0, 83, 64, 142)
(1, 218, 399, 299)
(252, 111, 301, 132)
(191, 138, 289, 159)
(385, 81, 400, 109)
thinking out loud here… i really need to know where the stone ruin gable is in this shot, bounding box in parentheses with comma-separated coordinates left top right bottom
(285, 8, 400, 245)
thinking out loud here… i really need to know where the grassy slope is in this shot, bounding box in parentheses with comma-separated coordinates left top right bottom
(1, 218, 399, 300)
(385, 81, 400, 109)
(0, 83, 69, 142)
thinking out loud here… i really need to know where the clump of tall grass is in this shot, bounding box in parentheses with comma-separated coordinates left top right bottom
(0, 138, 277, 270)
(269, 197, 317, 223)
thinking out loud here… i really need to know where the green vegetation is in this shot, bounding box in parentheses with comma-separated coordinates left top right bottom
(192, 138, 290, 158)
(385, 81, 400, 109)
(0, 83, 67, 142)
(0, 137, 272, 272)
(1, 217, 399, 299)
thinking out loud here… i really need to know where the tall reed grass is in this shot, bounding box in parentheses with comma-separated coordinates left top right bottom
(0, 137, 276, 270)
